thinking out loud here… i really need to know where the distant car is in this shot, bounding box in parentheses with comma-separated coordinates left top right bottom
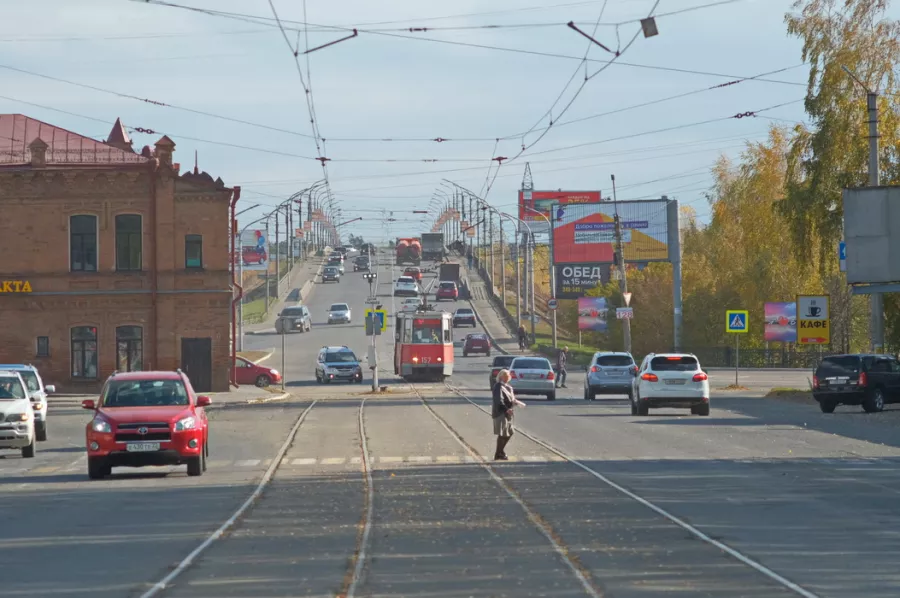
(82, 371, 212, 479)
(394, 276, 419, 297)
(403, 267, 423, 281)
(242, 246, 266, 265)
(812, 353, 900, 413)
(328, 302, 352, 324)
(275, 305, 311, 334)
(489, 355, 516, 387)
(583, 352, 637, 401)
(399, 297, 421, 313)
(233, 357, 282, 387)
(322, 265, 341, 283)
(436, 281, 458, 301)
(631, 353, 709, 416)
(316, 346, 364, 384)
(463, 333, 491, 357)
(354, 256, 370, 271)
(508, 357, 556, 401)
(0, 370, 36, 458)
(453, 308, 476, 327)
(0, 364, 55, 441)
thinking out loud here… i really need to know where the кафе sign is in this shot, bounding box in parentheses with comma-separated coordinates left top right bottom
(0, 281, 33, 293)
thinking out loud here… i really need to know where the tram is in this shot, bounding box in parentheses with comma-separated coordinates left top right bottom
(393, 309, 454, 381)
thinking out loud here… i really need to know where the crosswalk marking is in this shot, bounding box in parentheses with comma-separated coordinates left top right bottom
(235, 459, 261, 467)
(437, 456, 461, 463)
(350, 456, 362, 464)
(407, 456, 433, 463)
(522, 455, 545, 463)
(291, 458, 316, 465)
(320, 457, 346, 465)
(379, 456, 403, 463)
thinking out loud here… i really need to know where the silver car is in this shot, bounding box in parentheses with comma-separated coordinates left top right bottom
(584, 351, 637, 400)
(509, 356, 556, 401)
(327, 303, 352, 324)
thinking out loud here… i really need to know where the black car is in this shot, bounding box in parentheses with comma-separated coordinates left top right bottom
(813, 353, 900, 413)
(354, 257, 370, 271)
(322, 265, 341, 283)
(275, 305, 311, 334)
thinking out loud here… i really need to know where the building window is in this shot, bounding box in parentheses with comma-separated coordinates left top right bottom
(185, 234, 203, 269)
(115, 214, 142, 271)
(71, 326, 98, 379)
(70, 215, 98, 272)
(116, 326, 143, 372)
(36, 336, 50, 358)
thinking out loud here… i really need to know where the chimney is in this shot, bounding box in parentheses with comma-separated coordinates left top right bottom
(154, 135, 176, 167)
(28, 137, 48, 167)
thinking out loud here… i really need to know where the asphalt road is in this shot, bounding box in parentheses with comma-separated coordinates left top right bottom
(4, 252, 900, 597)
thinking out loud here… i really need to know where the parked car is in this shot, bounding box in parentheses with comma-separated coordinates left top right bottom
(463, 333, 491, 357)
(631, 353, 709, 416)
(435, 281, 458, 301)
(315, 346, 364, 384)
(394, 276, 419, 297)
(403, 267, 423, 281)
(813, 353, 900, 413)
(323, 265, 341, 283)
(453, 308, 476, 328)
(81, 371, 211, 479)
(327, 303, 352, 324)
(275, 305, 311, 334)
(0, 370, 36, 458)
(508, 356, 556, 400)
(0, 364, 55, 441)
(583, 352, 637, 401)
(242, 245, 266, 265)
(233, 357, 282, 387)
(489, 355, 516, 387)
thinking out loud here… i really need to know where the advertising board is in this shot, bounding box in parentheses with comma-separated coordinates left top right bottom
(797, 295, 830, 345)
(577, 297, 608, 332)
(555, 263, 609, 299)
(552, 200, 669, 263)
(518, 190, 601, 224)
(764, 302, 797, 342)
(235, 229, 269, 271)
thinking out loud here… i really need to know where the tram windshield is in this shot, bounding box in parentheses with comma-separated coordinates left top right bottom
(412, 325, 442, 344)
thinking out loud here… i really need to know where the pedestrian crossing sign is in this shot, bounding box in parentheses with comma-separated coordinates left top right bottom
(726, 310, 749, 334)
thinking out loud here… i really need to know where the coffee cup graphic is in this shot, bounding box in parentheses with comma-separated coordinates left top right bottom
(807, 305, 822, 317)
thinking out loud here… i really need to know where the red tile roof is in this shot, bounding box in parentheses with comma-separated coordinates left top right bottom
(0, 114, 148, 166)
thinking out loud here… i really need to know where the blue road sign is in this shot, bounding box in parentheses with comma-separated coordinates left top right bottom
(839, 241, 846, 272)
(725, 310, 749, 334)
(364, 309, 387, 332)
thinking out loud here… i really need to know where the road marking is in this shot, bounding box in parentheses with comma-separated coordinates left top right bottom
(522, 455, 546, 462)
(436, 455, 461, 463)
(407, 455, 433, 463)
(448, 385, 822, 598)
(235, 459, 261, 467)
(321, 457, 346, 465)
(30, 466, 60, 474)
(378, 456, 403, 463)
(350, 456, 362, 464)
(139, 400, 319, 598)
(291, 458, 316, 465)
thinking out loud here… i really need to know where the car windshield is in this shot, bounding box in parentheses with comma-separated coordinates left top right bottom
(596, 355, 634, 367)
(651, 356, 699, 371)
(512, 358, 550, 370)
(101, 379, 189, 407)
(398, 277, 414, 284)
(456, 309, 473, 315)
(282, 307, 305, 316)
(326, 351, 358, 363)
(0, 376, 26, 399)
(330, 304, 349, 312)
(440, 282, 456, 289)
(324, 267, 338, 273)
(492, 356, 515, 367)
(468, 334, 486, 340)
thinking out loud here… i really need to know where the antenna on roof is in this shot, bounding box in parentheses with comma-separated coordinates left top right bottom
(193, 150, 199, 175)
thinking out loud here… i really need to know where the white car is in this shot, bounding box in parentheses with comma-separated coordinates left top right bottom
(399, 297, 421, 313)
(394, 276, 419, 297)
(327, 302, 352, 324)
(0, 370, 36, 458)
(508, 356, 556, 401)
(0, 364, 55, 441)
(631, 353, 710, 416)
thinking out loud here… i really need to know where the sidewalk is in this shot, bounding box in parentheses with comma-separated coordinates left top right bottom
(458, 261, 521, 356)
(244, 256, 325, 335)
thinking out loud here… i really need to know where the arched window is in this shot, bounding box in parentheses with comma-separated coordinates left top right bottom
(116, 326, 143, 372)
(71, 326, 98, 379)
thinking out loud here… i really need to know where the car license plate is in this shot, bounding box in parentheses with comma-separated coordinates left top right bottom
(606, 370, 623, 376)
(126, 442, 160, 452)
(665, 379, 686, 385)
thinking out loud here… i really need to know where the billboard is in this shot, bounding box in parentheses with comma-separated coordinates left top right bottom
(555, 263, 610, 299)
(578, 297, 608, 332)
(553, 200, 669, 264)
(797, 295, 830, 345)
(764, 302, 797, 342)
(842, 187, 900, 284)
(519, 190, 601, 223)
(235, 229, 269, 271)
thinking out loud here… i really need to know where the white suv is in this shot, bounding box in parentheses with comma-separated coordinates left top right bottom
(0, 364, 55, 441)
(631, 353, 710, 416)
(0, 370, 36, 458)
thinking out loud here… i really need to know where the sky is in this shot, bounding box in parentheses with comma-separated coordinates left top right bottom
(0, 0, 822, 243)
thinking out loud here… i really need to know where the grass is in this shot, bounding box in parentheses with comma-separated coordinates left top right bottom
(766, 388, 812, 397)
(721, 384, 751, 391)
(242, 296, 277, 325)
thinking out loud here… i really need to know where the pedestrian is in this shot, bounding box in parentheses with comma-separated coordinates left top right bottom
(492, 369, 517, 460)
(555, 346, 569, 388)
(517, 324, 527, 350)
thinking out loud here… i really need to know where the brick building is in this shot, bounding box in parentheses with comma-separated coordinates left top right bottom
(0, 114, 235, 392)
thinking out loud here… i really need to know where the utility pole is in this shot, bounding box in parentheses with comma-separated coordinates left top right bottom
(529, 231, 536, 344)
(612, 174, 632, 354)
(274, 210, 281, 302)
(364, 272, 380, 391)
(264, 220, 271, 313)
(549, 209, 558, 349)
(499, 217, 506, 309)
(515, 227, 522, 327)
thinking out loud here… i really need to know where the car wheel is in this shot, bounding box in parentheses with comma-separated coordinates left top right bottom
(255, 375, 271, 388)
(202, 445, 209, 471)
(818, 400, 836, 413)
(88, 457, 109, 480)
(187, 455, 204, 477)
(630, 400, 638, 415)
(463, 352, 468, 357)
(637, 402, 649, 416)
(21, 436, 36, 458)
(696, 403, 710, 416)
(547, 392, 556, 401)
(863, 388, 885, 413)
(36, 421, 47, 442)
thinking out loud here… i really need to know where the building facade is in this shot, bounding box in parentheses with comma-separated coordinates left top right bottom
(0, 114, 235, 393)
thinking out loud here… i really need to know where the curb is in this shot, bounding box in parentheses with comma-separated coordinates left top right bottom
(246, 391, 291, 404)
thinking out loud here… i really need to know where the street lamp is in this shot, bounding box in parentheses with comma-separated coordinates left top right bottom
(521, 205, 557, 349)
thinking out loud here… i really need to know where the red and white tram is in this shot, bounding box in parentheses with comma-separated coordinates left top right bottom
(393, 310, 454, 381)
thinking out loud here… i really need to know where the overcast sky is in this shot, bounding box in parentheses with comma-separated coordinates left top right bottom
(1, 0, 824, 242)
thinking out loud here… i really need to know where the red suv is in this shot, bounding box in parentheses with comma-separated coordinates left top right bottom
(463, 333, 491, 357)
(436, 281, 459, 301)
(82, 371, 211, 480)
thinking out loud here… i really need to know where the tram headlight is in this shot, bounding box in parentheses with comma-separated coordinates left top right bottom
(412, 357, 419, 363)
